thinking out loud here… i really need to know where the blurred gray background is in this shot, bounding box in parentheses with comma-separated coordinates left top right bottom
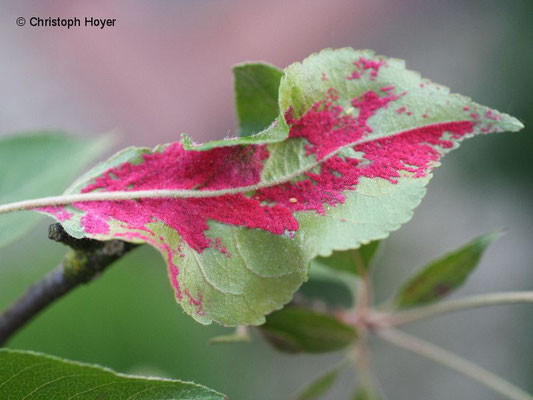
(0, 1, 531, 399)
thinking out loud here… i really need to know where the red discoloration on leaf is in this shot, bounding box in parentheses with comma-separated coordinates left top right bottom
(346, 57, 386, 81)
(73, 144, 297, 254)
(80, 213, 109, 234)
(284, 89, 394, 161)
(38, 206, 72, 222)
(357, 121, 473, 181)
(396, 106, 407, 115)
(485, 110, 502, 121)
(70, 86, 474, 258)
(257, 88, 474, 214)
(185, 289, 204, 315)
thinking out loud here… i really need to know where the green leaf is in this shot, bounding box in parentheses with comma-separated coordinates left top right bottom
(0, 348, 225, 399)
(313, 241, 381, 276)
(394, 232, 501, 308)
(297, 261, 357, 308)
(296, 241, 381, 308)
(234, 62, 284, 136)
(259, 307, 357, 353)
(36, 48, 522, 326)
(0, 132, 110, 249)
(295, 363, 345, 400)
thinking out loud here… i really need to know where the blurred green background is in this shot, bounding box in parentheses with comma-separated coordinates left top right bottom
(1, 1, 531, 399)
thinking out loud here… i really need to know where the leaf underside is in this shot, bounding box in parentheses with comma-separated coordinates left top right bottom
(0, 349, 225, 400)
(38, 47, 523, 326)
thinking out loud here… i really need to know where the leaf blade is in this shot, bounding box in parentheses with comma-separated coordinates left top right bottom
(259, 307, 357, 353)
(0, 349, 225, 399)
(233, 62, 284, 136)
(394, 232, 502, 308)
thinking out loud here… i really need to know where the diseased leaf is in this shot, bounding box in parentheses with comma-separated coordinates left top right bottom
(0, 132, 110, 249)
(36, 48, 523, 326)
(295, 363, 345, 400)
(394, 232, 501, 308)
(313, 241, 381, 276)
(259, 307, 357, 353)
(234, 62, 284, 136)
(0, 348, 225, 399)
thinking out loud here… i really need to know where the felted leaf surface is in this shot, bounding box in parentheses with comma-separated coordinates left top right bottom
(0, 132, 109, 248)
(394, 232, 501, 308)
(0, 349, 225, 400)
(37, 48, 523, 326)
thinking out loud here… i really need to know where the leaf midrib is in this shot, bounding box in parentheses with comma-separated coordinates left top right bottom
(0, 120, 468, 215)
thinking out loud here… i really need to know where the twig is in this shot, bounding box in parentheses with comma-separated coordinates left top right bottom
(389, 292, 533, 326)
(0, 224, 137, 346)
(377, 327, 532, 400)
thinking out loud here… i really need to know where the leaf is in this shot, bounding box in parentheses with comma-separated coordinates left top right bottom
(233, 62, 284, 136)
(0, 132, 110, 249)
(394, 232, 501, 308)
(259, 307, 357, 353)
(296, 261, 357, 308)
(313, 240, 381, 276)
(0, 348, 225, 399)
(36, 47, 522, 326)
(296, 240, 378, 309)
(294, 363, 345, 400)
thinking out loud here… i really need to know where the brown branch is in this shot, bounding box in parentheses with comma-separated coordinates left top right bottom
(0, 224, 137, 346)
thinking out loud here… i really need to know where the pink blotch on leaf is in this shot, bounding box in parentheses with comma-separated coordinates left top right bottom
(75, 143, 298, 254)
(396, 106, 407, 115)
(484, 110, 502, 121)
(184, 289, 204, 315)
(257, 88, 473, 214)
(38, 206, 72, 222)
(346, 57, 386, 81)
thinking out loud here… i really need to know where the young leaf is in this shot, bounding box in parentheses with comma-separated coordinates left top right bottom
(0, 132, 110, 249)
(36, 48, 522, 326)
(0, 348, 225, 399)
(295, 363, 346, 400)
(259, 307, 357, 353)
(233, 62, 284, 136)
(313, 241, 381, 276)
(394, 232, 501, 308)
